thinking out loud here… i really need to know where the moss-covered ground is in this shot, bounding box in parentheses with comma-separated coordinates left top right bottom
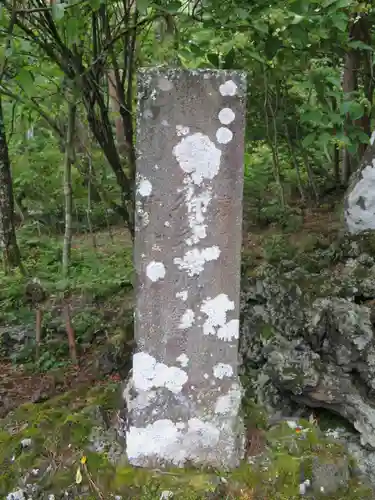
(0, 379, 373, 499)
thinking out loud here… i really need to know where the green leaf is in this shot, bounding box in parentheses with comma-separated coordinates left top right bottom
(323, 0, 339, 6)
(340, 101, 351, 115)
(288, 0, 310, 14)
(188, 43, 205, 57)
(207, 53, 220, 68)
(353, 130, 370, 144)
(65, 17, 80, 45)
(247, 50, 266, 64)
(348, 102, 364, 120)
(291, 14, 305, 24)
(331, 12, 348, 31)
(161, 1, 182, 12)
(335, 131, 351, 146)
(317, 132, 332, 146)
(91, 0, 104, 10)
(252, 20, 269, 35)
(302, 133, 316, 148)
(265, 36, 282, 60)
(16, 69, 34, 92)
(234, 8, 249, 20)
(301, 110, 322, 123)
(51, 2, 65, 21)
(289, 25, 309, 47)
(323, 0, 352, 8)
(223, 48, 235, 69)
(347, 40, 373, 51)
(347, 143, 357, 154)
(137, 0, 150, 15)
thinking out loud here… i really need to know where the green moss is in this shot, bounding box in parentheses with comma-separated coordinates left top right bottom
(0, 384, 373, 499)
(260, 324, 275, 340)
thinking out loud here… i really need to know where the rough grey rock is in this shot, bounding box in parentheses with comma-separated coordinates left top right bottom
(239, 238, 375, 486)
(0, 325, 34, 357)
(6, 490, 26, 500)
(84, 405, 125, 465)
(312, 455, 350, 495)
(344, 143, 375, 234)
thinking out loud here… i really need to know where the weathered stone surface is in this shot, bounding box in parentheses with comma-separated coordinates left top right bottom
(344, 144, 375, 233)
(125, 69, 246, 468)
(238, 233, 375, 486)
(312, 455, 350, 495)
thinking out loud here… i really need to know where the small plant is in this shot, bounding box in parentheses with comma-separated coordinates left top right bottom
(262, 235, 296, 263)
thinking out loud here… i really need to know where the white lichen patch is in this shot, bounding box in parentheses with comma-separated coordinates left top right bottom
(346, 160, 375, 233)
(219, 80, 238, 96)
(217, 319, 239, 341)
(185, 187, 212, 246)
(213, 363, 233, 379)
(214, 384, 242, 416)
(127, 417, 220, 466)
(137, 176, 152, 197)
(133, 352, 188, 394)
(146, 261, 166, 282)
(216, 127, 233, 144)
(176, 125, 190, 136)
(218, 108, 235, 125)
(176, 290, 188, 301)
(200, 294, 239, 341)
(158, 77, 173, 91)
(172, 132, 221, 245)
(176, 353, 189, 368)
(174, 246, 221, 276)
(172, 133, 222, 186)
(143, 109, 153, 119)
(178, 309, 195, 329)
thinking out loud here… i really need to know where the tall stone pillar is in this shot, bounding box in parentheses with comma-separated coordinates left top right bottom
(125, 69, 247, 469)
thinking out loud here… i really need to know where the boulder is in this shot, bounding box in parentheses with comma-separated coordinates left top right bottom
(344, 143, 375, 234)
(239, 234, 375, 486)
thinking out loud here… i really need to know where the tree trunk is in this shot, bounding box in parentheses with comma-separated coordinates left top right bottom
(342, 49, 358, 185)
(62, 101, 76, 279)
(0, 94, 23, 274)
(341, 15, 371, 184)
(359, 15, 373, 159)
(62, 101, 78, 365)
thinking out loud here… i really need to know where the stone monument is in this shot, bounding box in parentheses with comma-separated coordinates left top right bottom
(124, 68, 247, 469)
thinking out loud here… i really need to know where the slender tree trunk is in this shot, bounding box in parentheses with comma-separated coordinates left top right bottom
(64, 301, 77, 365)
(62, 101, 76, 279)
(62, 100, 78, 365)
(0, 94, 23, 274)
(264, 76, 285, 210)
(285, 124, 305, 202)
(341, 15, 366, 185)
(342, 50, 358, 185)
(333, 145, 340, 186)
(359, 17, 373, 159)
(35, 307, 42, 360)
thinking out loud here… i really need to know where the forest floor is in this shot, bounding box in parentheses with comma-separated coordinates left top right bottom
(2, 202, 367, 499)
